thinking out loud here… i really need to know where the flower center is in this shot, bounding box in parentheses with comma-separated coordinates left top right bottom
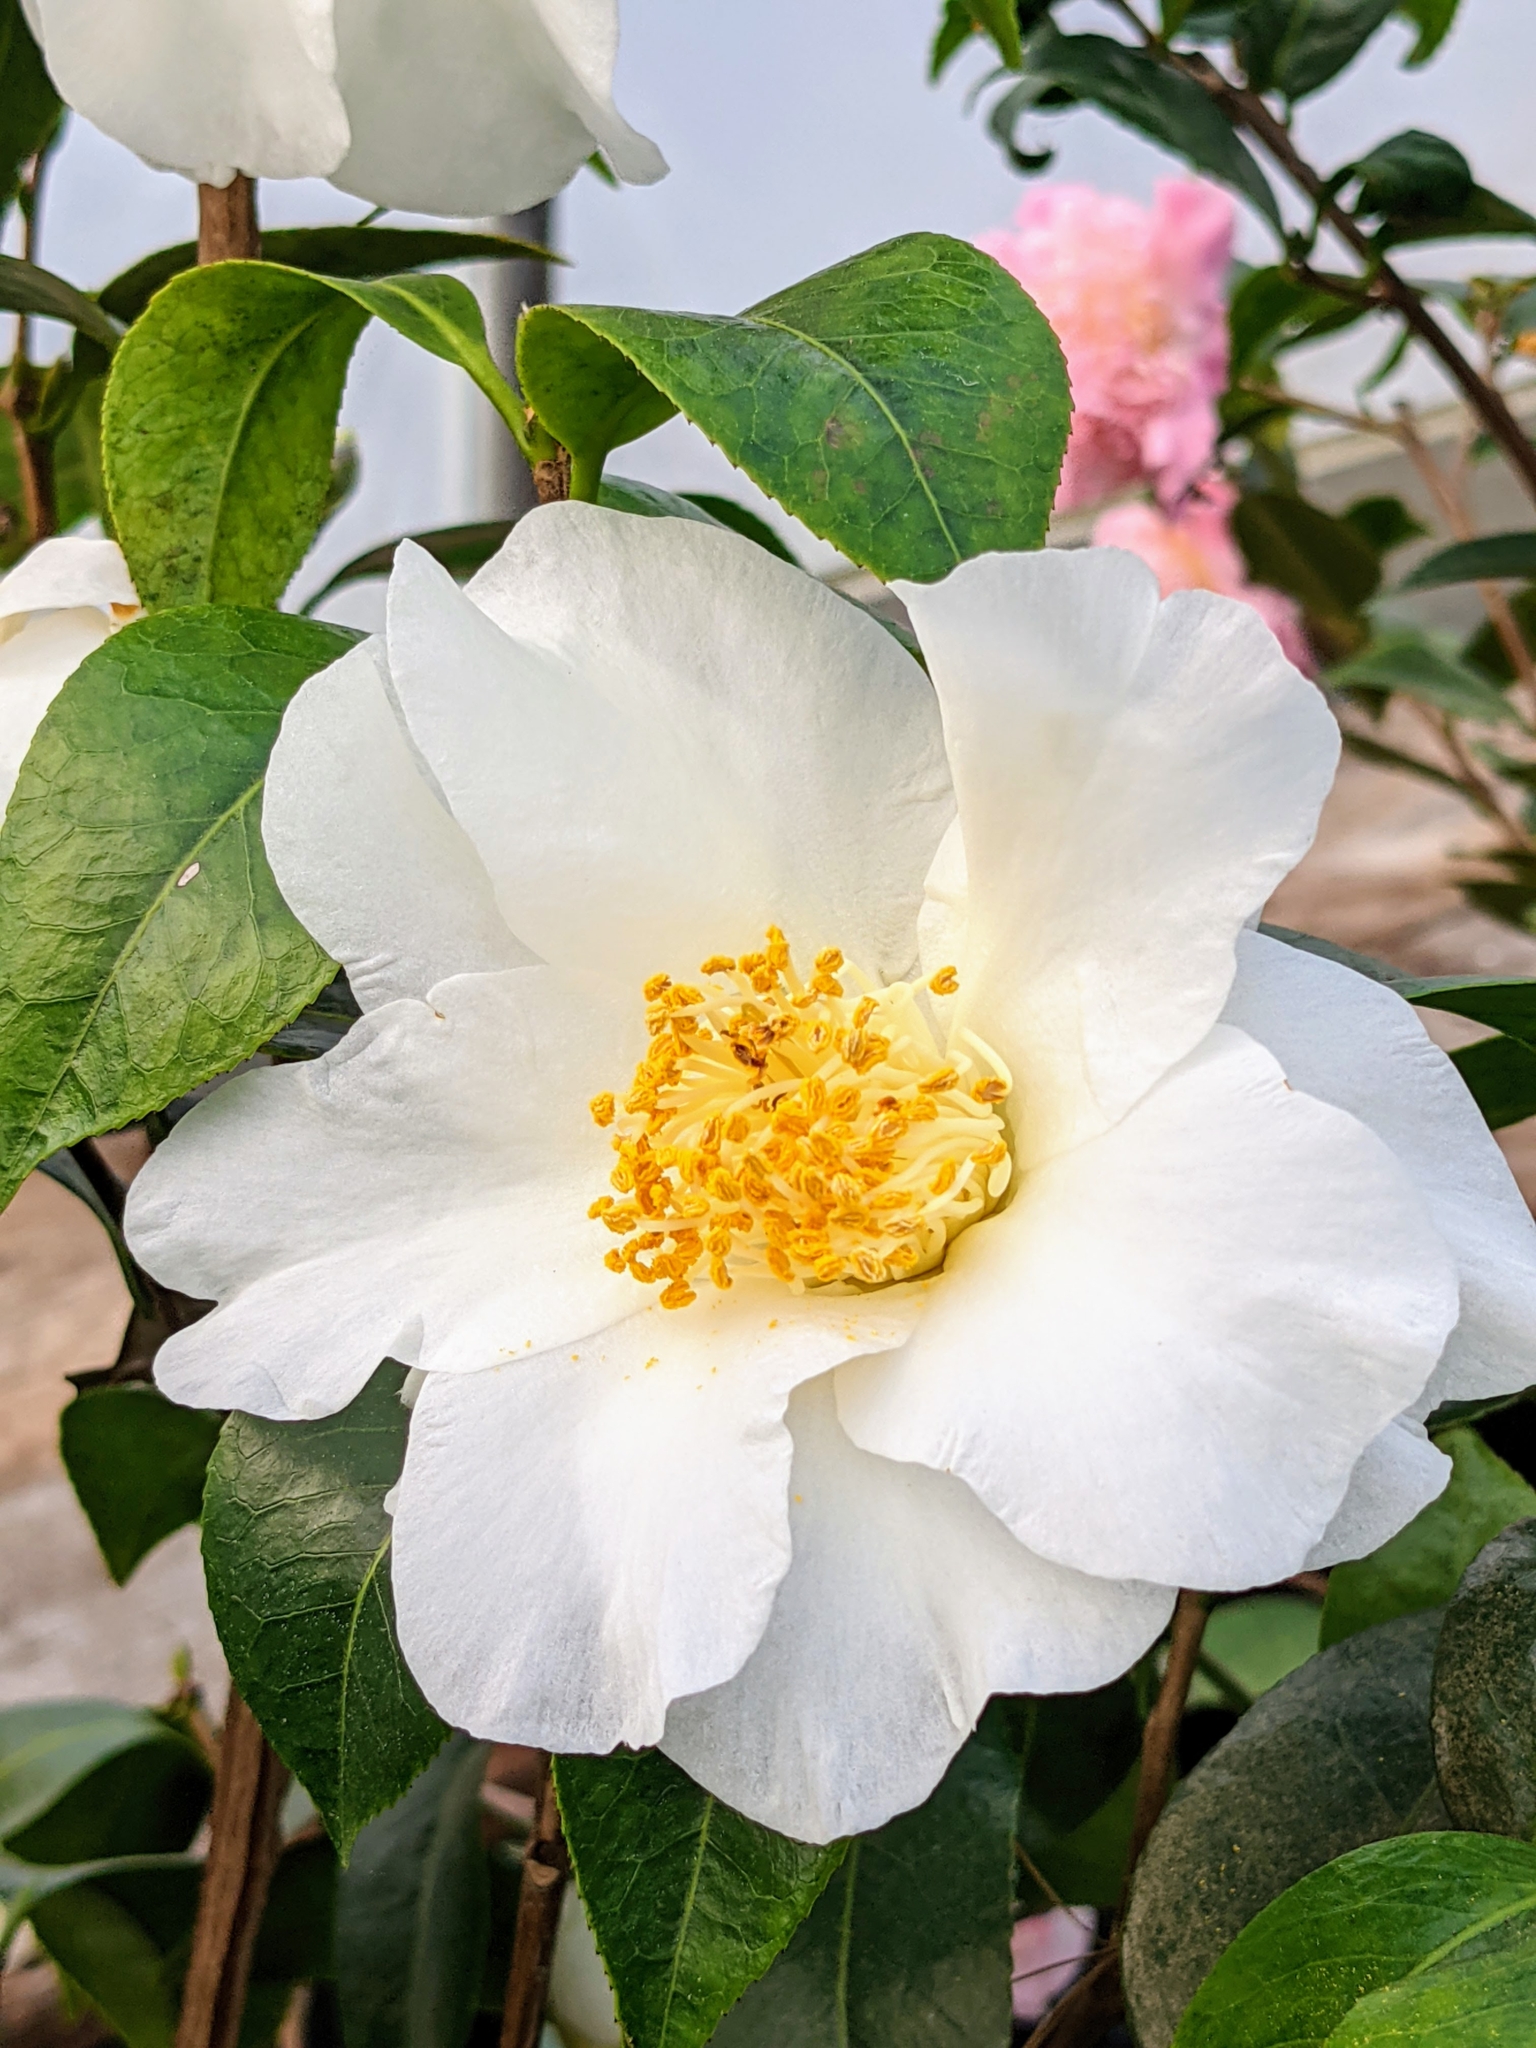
(588, 928, 1013, 1309)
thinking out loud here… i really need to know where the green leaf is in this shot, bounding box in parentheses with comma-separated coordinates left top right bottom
(1170, 1833, 1536, 2046)
(1401, 975, 1536, 1044)
(1350, 130, 1472, 221)
(1432, 1518, 1536, 1836)
(1232, 491, 1381, 617)
(36, 1147, 152, 1312)
(103, 264, 369, 610)
(202, 1361, 449, 1861)
(0, 1703, 210, 1862)
(554, 1747, 844, 2048)
(98, 225, 555, 329)
(1341, 728, 1467, 797)
(521, 233, 1072, 583)
(1451, 1033, 1536, 1129)
(1321, 1427, 1536, 1646)
(1122, 1611, 1445, 2048)
(596, 476, 741, 527)
(1400, 530, 1536, 591)
(1021, 1679, 1143, 1837)
(1264, 0, 1398, 99)
(0, 256, 120, 352)
(1329, 628, 1518, 724)
(1394, 0, 1460, 63)
(326, 274, 524, 440)
(0, 0, 61, 216)
(0, 607, 349, 1213)
(1197, 1594, 1321, 1707)
(1382, 183, 1536, 247)
(27, 1856, 201, 2048)
(712, 1717, 1017, 2048)
(1465, 584, 1536, 682)
(302, 520, 516, 611)
(1226, 267, 1367, 382)
(335, 1735, 490, 2048)
(59, 1385, 223, 1586)
(1340, 493, 1427, 555)
(1013, 25, 1281, 227)
(969, 0, 1024, 67)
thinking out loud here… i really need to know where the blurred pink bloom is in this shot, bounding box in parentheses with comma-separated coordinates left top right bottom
(1011, 1907, 1097, 2026)
(978, 180, 1232, 512)
(1094, 478, 1315, 674)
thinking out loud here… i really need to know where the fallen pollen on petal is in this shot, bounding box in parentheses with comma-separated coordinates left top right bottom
(588, 928, 1013, 1307)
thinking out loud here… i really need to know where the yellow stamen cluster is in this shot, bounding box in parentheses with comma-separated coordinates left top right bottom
(588, 929, 1013, 1309)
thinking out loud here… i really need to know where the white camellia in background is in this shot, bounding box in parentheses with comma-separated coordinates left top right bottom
(125, 509, 1536, 1843)
(0, 535, 140, 822)
(21, 0, 666, 214)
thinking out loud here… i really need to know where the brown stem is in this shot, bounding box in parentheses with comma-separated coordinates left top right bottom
(174, 1689, 287, 2048)
(197, 177, 261, 264)
(4, 154, 57, 544)
(532, 446, 572, 504)
(499, 1755, 570, 2048)
(1026, 1948, 1126, 2048)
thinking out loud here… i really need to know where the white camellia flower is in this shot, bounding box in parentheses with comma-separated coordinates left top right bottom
(0, 536, 141, 823)
(126, 507, 1536, 1843)
(21, 0, 666, 215)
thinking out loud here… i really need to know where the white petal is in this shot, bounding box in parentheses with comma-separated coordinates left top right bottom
(128, 968, 639, 1419)
(661, 1377, 1173, 1843)
(0, 610, 112, 821)
(330, 0, 664, 216)
(1224, 929, 1536, 1412)
(264, 638, 530, 1010)
(1304, 1416, 1450, 1570)
(837, 1025, 1458, 1591)
(392, 1290, 923, 1753)
(0, 537, 137, 623)
(28, 0, 349, 185)
(897, 549, 1339, 1167)
(384, 510, 951, 984)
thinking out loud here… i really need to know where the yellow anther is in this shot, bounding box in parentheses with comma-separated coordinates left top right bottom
(972, 1077, 1009, 1103)
(660, 1278, 697, 1310)
(815, 947, 845, 974)
(643, 972, 671, 1001)
(589, 1091, 617, 1127)
(930, 1160, 958, 1196)
(920, 1068, 959, 1095)
(928, 965, 960, 997)
(604, 1249, 626, 1272)
(700, 955, 736, 976)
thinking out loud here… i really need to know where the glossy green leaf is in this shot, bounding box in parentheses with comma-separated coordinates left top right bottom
(59, 1385, 223, 1586)
(98, 225, 554, 328)
(0, 0, 60, 215)
(1432, 1516, 1536, 1836)
(595, 476, 740, 528)
(1381, 183, 1536, 246)
(1351, 129, 1471, 220)
(302, 519, 516, 610)
(1340, 493, 1427, 554)
(523, 233, 1071, 583)
(712, 1719, 1017, 2048)
(1321, 1427, 1536, 1646)
(1022, 1679, 1143, 1837)
(1400, 530, 1536, 591)
(27, 1856, 200, 2048)
(1330, 628, 1517, 724)
(1451, 1033, 1536, 1129)
(1196, 1595, 1321, 1707)
(1395, 0, 1460, 63)
(1232, 491, 1381, 618)
(1012, 25, 1281, 226)
(0, 608, 349, 1212)
(1226, 267, 1367, 381)
(514, 308, 677, 482)
(328, 274, 524, 439)
(35, 1146, 152, 1311)
(202, 1361, 449, 1860)
(555, 1747, 843, 2048)
(335, 1735, 490, 2048)
(0, 256, 119, 351)
(1171, 1833, 1536, 2046)
(1246, 0, 1398, 98)
(1122, 1611, 1444, 2048)
(0, 1702, 209, 1862)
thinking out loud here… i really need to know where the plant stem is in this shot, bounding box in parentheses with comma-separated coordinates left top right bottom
(499, 1754, 570, 2048)
(197, 177, 261, 264)
(173, 1689, 287, 2048)
(533, 446, 572, 504)
(3, 153, 58, 543)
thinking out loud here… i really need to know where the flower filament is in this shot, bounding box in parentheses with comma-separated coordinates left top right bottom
(590, 929, 1012, 1309)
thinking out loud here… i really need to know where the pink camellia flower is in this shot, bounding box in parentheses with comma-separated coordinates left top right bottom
(1095, 478, 1314, 675)
(978, 180, 1232, 512)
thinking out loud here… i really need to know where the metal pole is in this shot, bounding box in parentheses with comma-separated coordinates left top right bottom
(490, 202, 552, 518)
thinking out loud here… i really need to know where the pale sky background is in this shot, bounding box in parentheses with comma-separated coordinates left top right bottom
(22, 0, 1536, 613)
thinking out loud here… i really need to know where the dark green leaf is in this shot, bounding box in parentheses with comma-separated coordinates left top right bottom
(1321, 1427, 1536, 1645)
(1451, 1033, 1536, 1128)
(1400, 531, 1536, 591)
(325, 275, 523, 440)
(0, 0, 61, 216)
(35, 1147, 152, 1312)
(0, 256, 119, 352)
(1391, 973, 1536, 1043)
(1265, 0, 1397, 98)
(202, 1362, 449, 1861)
(1350, 129, 1471, 220)
(1013, 26, 1280, 225)
(678, 495, 799, 563)
(0, 1703, 209, 1862)
(254, 1835, 337, 1987)
(1019, 1762, 1139, 1914)
(1022, 1679, 1143, 1836)
(1394, 0, 1460, 63)
(596, 476, 737, 526)
(27, 1856, 201, 2048)
(1232, 491, 1381, 617)
(555, 1747, 843, 2048)
(335, 1735, 490, 2048)
(712, 1717, 1017, 2048)
(1170, 1833, 1536, 2046)
(1464, 584, 1536, 682)
(97, 226, 555, 329)
(930, 0, 980, 78)
(522, 233, 1072, 583)
(1340, 493, 1427, 554)
(1341, 727, 1467, 796)
(0, 608, 349, 1212)
(59, 1385, 222, 1586)
(1382, 183, 1536, 248)
(302, 521, 516, 612)
(1226, 267, 1367, 382)
(969, 0, 1024, 66)
(103, 265, 369, 610)
(1122, 1611, 1445, 2048)
(1329, 628, 1518, 724)
(1432, 1517, 1536, 1836)
(1198, 1595, 1321, 1706)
